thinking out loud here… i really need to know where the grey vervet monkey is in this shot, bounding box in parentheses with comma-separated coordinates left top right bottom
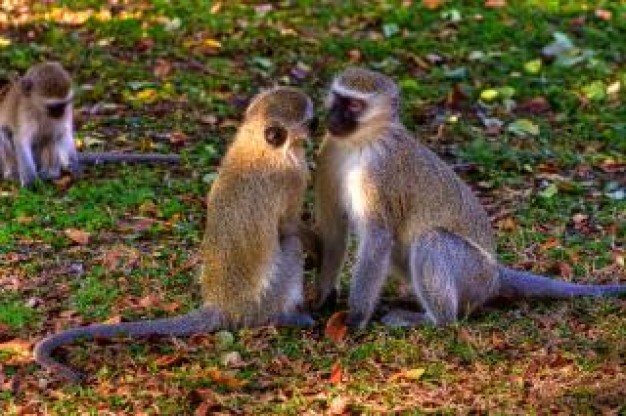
(0, 62, 179, 187)
(315, 67, 626, 329)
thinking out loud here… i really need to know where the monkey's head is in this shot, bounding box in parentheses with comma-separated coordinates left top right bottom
(20, 62, 73, 119)
(326, 67, 399, 139)
(243, 87, 315, 166)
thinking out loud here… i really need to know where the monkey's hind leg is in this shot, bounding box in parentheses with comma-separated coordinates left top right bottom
(267, 234, 314, 328)
(381, 229, 498, 327)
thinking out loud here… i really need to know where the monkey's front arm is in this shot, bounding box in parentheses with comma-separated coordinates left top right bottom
(346, 223, 393, 329)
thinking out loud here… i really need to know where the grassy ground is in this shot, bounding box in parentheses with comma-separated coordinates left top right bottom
(0, 0, 624, 413)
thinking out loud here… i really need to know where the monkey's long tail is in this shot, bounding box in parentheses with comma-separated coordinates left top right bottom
(78, 152, 181, 165)
(498, 266, 626, 299)
(34, 307, 220, 383)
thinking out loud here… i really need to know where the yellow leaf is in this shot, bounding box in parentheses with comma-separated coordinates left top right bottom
(0, 36, 11, 47)
(203, 39, 222, 49)
(389, 367, 426, 381)
(607, 81, 620, 95)
(480, 89, 498, 102)
(210, 2, 223, 14)
(135, 89, 158, 103)
(0, 339, 32, 364)
(404, 368, 426, 380)
(207, 367, 246, 389)
(524, 59, 542, 74)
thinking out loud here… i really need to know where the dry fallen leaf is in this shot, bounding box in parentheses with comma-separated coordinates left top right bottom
(64, 228, 90, 245)
(485, 0, 506, 7)
(154, 353, 186, 368)
(595, 9, 612, 21)
(0, 339, 32, 364)
(422, 0, 443, 9)
(517, 96, 551, 114)
(329, 360, 342, 385)
(138, 293, 162, 308)
(153, 58, 173, 79)
(598, 159, 626, 173)
(191, 388, 222, 416)
(347, 49, 361, 63)
(558, 262, 573, 280)
(207, 367, 247, 389)
(169, 131, 189, 147)
(496, 217, 517, 231)
(325, 311, 348, 343)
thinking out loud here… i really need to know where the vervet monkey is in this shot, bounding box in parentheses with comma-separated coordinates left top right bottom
(315, 67, 626, 329)
(34, 87, 315, 382)
(0, 62, 179, 187)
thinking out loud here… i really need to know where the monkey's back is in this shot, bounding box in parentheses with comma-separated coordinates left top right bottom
(199, 146, 305, 325)
(363, 126, 496, 255)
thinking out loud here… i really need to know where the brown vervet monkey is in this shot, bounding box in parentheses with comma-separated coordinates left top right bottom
(315, 67, 626, 330)
(0, 62, 179, 187)
(34, 87, 315, 383)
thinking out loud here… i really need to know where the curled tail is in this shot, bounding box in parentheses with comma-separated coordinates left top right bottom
(498, 266, 626, 299)
(78, 152, 181, 165)
(34, 307, 220, 383)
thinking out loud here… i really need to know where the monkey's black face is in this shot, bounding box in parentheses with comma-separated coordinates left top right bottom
(46, 102, 68, 119)
(307, 116, 320, 136)
(327, 93, 366, 137)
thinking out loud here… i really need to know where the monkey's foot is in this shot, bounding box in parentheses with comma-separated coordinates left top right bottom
(272, 312, 315, 328)
(39, 168, 61, 181)
(380, 309, 429, 328)
(345, 311, 369, 331)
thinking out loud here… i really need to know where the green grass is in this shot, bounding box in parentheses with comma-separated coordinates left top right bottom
(0, 298, 38, 329)
(0, 0, 625, 414)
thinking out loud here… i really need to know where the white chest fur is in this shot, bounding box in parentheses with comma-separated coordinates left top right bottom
(338, 149, 371, 224)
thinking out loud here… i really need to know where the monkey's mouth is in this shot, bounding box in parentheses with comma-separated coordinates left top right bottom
(326, 115, 357, 137)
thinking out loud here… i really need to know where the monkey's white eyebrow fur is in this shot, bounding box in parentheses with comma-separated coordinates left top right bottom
(331, 81, 376, 100)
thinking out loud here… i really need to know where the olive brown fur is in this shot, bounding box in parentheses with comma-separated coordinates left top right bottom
(34, 87, 315, 382)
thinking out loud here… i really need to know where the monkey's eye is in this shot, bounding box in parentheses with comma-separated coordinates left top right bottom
(264, 125, 288, 147)
(347, 98, 365, 114)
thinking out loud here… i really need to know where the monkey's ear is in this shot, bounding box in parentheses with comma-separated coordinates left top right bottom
(264, 125, 287, 147)
(20, 78, 33, 95)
